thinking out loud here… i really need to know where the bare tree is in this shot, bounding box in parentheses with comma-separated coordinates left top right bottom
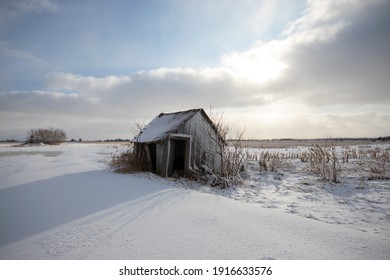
(131, 120, 146, 139)
(199, 107, 246, 187)
(208, 108, 231, 176)
(27, 128, 66, 145)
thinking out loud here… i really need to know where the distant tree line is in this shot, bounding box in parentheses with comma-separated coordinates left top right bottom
(0, 139, 19, 143)
(97, 138, 130, 142)
(26, 128, 67, 145)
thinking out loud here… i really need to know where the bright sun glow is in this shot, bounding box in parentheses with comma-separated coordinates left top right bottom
(224, 102, 310, 139)
(221, 41, 287, 84)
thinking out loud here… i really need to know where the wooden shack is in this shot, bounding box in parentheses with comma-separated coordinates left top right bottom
(132, 108, 224, 177)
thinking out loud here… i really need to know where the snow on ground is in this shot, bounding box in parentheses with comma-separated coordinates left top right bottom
(208, 159, 390, 236)
(0, 142, 389, 259)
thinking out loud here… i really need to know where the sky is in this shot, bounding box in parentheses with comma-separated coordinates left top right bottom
(0, 0, 389, 140)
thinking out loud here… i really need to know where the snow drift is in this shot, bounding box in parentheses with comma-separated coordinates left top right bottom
(0, 143, 389, 259)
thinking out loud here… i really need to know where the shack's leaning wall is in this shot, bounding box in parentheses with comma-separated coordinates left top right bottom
(155, 141, 165, 176)
(179, 111, 223, 174)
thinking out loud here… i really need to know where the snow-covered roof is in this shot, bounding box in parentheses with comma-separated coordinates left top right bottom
(132, 109, 201, 143)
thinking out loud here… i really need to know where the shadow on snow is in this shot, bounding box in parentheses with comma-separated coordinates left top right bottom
(0, 170, 185, 247)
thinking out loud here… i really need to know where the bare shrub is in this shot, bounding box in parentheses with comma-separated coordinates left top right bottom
(110, 122, 149, 173)
(258, 151, 286, 172)
(367, 160, 387, 179)
(269, 155, 284, 172)
(206, 108, 231, 176)
(307, 142, 340, 183)
(299, 151, 310, 162)
(110, 144, 149, 173)
(361, 149, 389, 180)
(26, 128, 66, 145)
(224, 129, 246, 178)
(259, 151, 270, 171)
(198, 108, 246, 187)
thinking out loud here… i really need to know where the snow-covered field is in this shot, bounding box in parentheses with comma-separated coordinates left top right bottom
(0, 142, 389, 259)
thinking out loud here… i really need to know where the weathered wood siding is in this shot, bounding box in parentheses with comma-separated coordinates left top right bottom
(155, 142, 165, 176)
(135, 110, 223, 177)
(178, 111, 223, 174)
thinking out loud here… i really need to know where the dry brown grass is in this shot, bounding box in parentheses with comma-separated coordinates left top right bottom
(109, 147, 148, 173)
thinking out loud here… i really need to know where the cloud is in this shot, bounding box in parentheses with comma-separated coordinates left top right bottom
(44, 68, 268, 115)
(223, 107, 390, 139)
(277, 0, 390, 106)
(0, 90, 135, 140)
(0, 42, 51, 90)
(0, 0, 57, 27)
(0, 42, 49, 66)
(221, 40, 288, 84)
(1, 0, 389, 139)
(223, 0, 390, 107)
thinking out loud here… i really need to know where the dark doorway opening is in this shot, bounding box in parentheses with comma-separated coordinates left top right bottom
(148, 143, 157, 172)
(172, 139, 186, 175)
